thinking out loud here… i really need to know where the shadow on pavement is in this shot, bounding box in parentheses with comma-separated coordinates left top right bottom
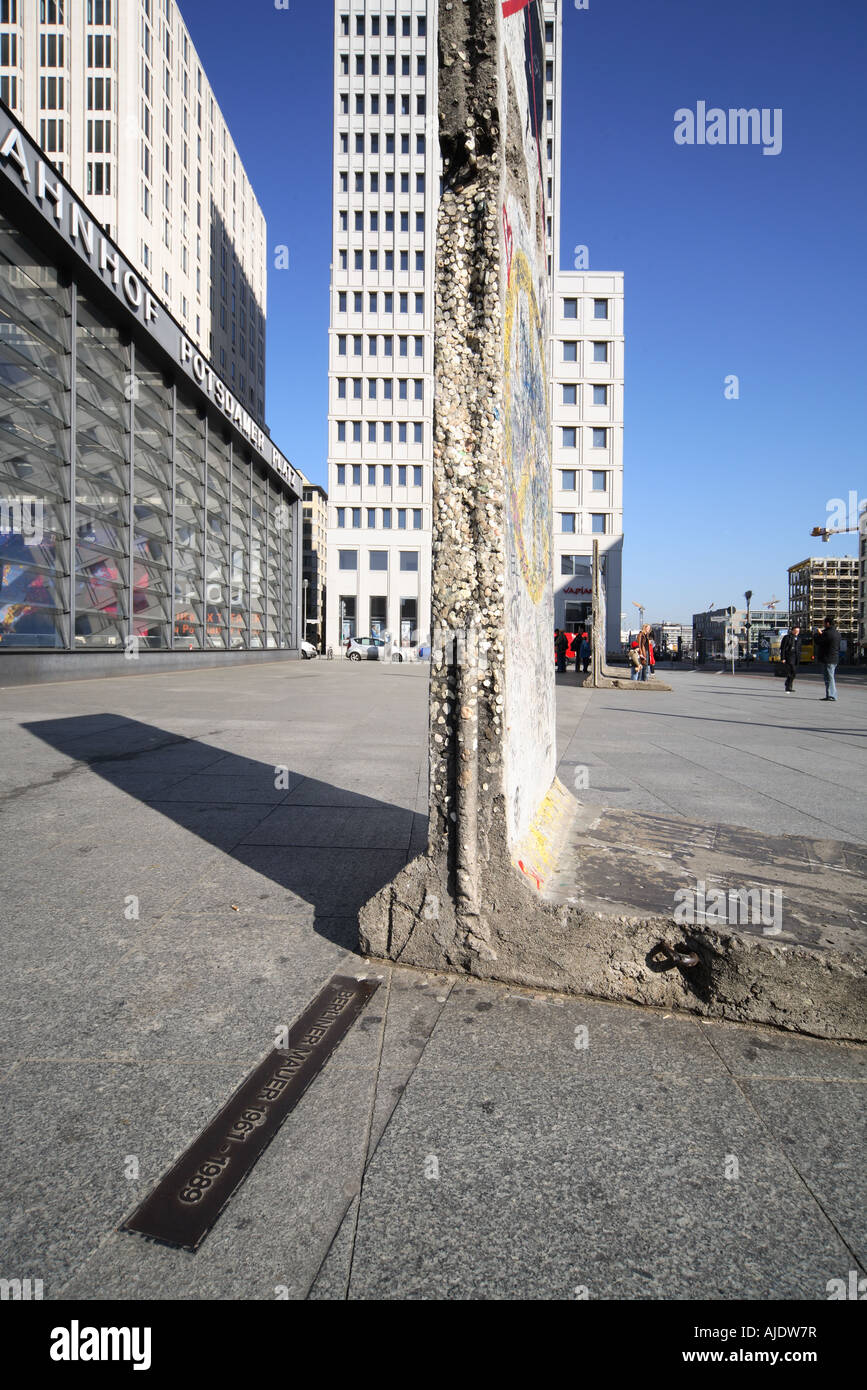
(23, 714, 425, 952)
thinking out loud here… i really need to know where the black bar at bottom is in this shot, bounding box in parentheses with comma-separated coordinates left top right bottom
(122, 973, 381, 1250)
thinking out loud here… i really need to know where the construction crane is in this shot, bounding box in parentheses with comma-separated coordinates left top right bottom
(810, 524, 860, 543)
(632, 600, 645, 628)
(765, 596, 781, 610)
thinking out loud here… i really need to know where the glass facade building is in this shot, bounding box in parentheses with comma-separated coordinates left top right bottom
(0, 106, 300, 662)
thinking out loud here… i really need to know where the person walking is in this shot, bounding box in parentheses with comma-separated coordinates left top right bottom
(628, 640, 642, 681)
(816, 615, 840, 700)
(780, 624, 801, 693)
(638, 624, 653, 682)
(554, 627, 567, 674)
(565, 629, 577, 670)
(579, 631, 591, 674)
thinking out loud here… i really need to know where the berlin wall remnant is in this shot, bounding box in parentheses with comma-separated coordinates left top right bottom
(358, 0, 865, 1042)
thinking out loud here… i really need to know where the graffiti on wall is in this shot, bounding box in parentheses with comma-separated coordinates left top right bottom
(503, 200, 551, 605)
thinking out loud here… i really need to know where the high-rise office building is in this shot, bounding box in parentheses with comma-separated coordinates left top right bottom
(551, 270, 624, 655)
(325, 1, 563, 653)
(0, 0, 267, 423)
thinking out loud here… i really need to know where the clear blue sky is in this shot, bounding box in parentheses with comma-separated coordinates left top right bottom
(178, 0, 866, 625)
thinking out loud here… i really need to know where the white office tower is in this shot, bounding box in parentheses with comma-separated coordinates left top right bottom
(551, 270, 624, 655)
(326, 1, 563, 653)
(0, 0, 267, 423)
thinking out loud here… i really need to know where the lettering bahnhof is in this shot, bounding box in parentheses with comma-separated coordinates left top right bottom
(0, 103, 301, 657)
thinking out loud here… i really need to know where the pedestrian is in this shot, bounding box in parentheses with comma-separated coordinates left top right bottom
(555, 627, 567, 674)
(565, 629, 577, 669)
(579, 631, 591, 674)
(780, 624, 800, 692)
(628, 640, 642, 681)
(815, 615, 840, 701)
(638, 624, 652, 682)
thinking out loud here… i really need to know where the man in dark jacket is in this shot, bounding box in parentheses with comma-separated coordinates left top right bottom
(555, 628, 567, 674)
(816, 615, 841, 700)
(780, 625, 800, 692)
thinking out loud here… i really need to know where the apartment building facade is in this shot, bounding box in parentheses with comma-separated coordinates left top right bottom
(551, 270, 624, 655)
(0, 0, 267, 423)
(325, 0, 563, 653)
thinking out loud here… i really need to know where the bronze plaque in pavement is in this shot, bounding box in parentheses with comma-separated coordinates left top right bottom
(122, 973, 381, 1250)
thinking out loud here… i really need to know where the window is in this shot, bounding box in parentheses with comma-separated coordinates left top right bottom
(337, 335, 346, 355)
(592, 428, 608, 448)
(560, 471, 577, 491)
(352, 378, 362, 399)
(398, 466, 407, 487)
(337, 379, 347, 399)
(353, 335, 362, 356)
(368, 423, 377, 443)
(383, 423, 392, 443)
(414, 337, 423, 357)
(370, 551, 388, 571)
(352, 508, 361, 528)
(382, 508, 392, 528)
(413, 510, 422, 530)
(562, 427, 577, 448)
(383, 380, 393, 400)
(413, 466, 422, 487)
(563, 298, 578, 319)
(337, 465, 346, 485)
(367, 465, 377, 485)
(398, 423, 407, 444)
(591, 471, 607, 491)
(593, 298, 609, 319)
(367, 508, 376, 527)
(561, 514, 576, 533)
(397, 509, 407, 529)
(382, 466, 392, 485)
(593, 342, 609, 362)
(368, 379, 377, 399)
(414, 380, 423, 401)
(413, 423, 423, 444)
(591, 514, 608, 534)
(352, 422, 361, 443)
(338, 291, 347, 312)
(400, 551, 418, 571)
(561, 555, 588, 576)
(592, 385, 608, 406)
(562, 384, 577, 406)
(563, 341, 577, 362)
(336, 508, 345, 528)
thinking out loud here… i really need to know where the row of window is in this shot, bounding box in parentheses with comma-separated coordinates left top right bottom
(337, 464, 424, 488)
(338, 248, 425, 273)
(558, 471, 610, 493)
(340, 166, 426, 194)
(562, 297, 610, 321)
(337, 290, 424, 315)
(336, 334, 424, 358)
(560, 428, 610, 450)
(339, 14, 427, 38)
(562, 341, 611, 364)
(339, 550, 420, 573)
(339, 209, 425, 233)
(336, 509, 424, 531)
(560, 514, 611, 535)
(339, 131, 425, 156)
(562, 384, 610, 406)
(336, 377, 424, 401)
(0, 1, 111, 25)
(340, 53, 427, 78)
(336, 421, 424, 445)
(340, 91, 427, 117)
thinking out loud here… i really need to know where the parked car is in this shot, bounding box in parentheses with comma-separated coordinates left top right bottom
(300, 640, 319, 660)
(346, 635, 386, 661)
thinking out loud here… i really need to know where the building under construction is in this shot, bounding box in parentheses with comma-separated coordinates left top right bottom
(788, 557, 859, 655)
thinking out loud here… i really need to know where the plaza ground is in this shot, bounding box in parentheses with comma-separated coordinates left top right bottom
(0, 660, 864, 1299)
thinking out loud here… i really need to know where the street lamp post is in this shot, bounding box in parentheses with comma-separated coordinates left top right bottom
(744, 589, 752, 666)
(302, 579, 308, 646)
